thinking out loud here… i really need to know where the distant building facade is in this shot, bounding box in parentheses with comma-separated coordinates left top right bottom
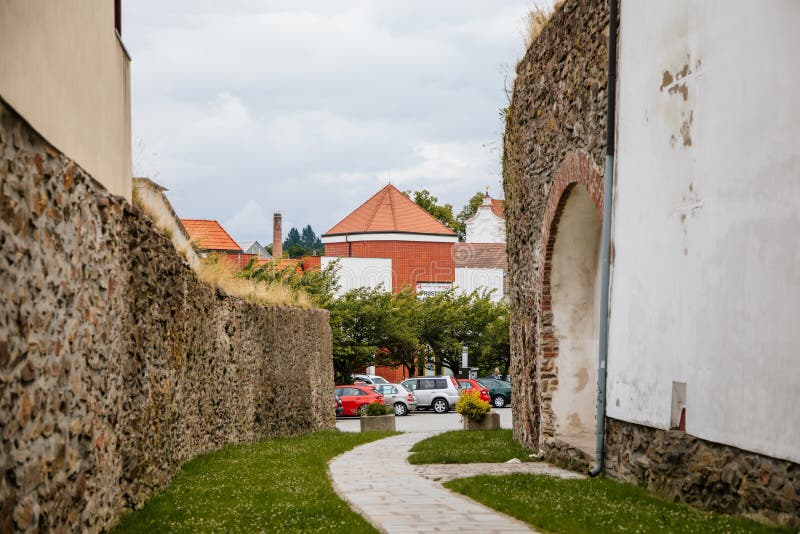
(182, 219, 256, 270)
(321, 184, 458, 294)
(238, 240, 272, 260)
(455, 192, 508, 302)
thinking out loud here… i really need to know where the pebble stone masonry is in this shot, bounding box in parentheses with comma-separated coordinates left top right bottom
(0, 97, 335, 532)
(504, 0, 799, 526)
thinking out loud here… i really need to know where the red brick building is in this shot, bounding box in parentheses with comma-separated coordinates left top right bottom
(321, 184, 458, 293)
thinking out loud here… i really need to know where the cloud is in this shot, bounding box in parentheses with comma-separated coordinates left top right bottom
(124, 1, 537, 238)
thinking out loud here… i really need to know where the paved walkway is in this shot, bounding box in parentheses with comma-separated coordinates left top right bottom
(328, 433, 584, 533)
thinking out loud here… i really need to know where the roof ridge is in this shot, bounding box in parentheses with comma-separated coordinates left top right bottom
(365, 185, 389, 230)
(388, 186, 397, 227)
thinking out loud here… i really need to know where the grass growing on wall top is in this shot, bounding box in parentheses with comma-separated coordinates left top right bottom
(112, 430, 394, 533)
(197, 254, 313, 308)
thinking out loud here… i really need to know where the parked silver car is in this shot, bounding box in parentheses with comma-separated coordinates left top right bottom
(373, 383, 417, 416)
(351, 374, 389, 385)
(401, 376, 461, 414)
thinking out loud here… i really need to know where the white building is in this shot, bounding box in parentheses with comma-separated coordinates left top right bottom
(455, 192, 507, 303)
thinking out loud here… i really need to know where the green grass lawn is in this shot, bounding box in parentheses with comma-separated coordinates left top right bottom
(445, 474, 791, 534)
(112, 430, 394, 533)
(408, 429, 536, 464)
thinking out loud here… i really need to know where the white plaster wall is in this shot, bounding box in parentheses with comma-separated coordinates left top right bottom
(608, 0, 800, 463)
(322, 257, 392, 296)
(465, 207, 506, 243)
(550, 187, 601, 443)
(0, 1, 132, 200)
(455, 268, 504, 302)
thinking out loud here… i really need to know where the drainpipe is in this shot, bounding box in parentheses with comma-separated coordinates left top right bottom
(589, 0, 618, 478)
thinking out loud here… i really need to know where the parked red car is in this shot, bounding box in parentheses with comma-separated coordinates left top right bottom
(334, 385, 385, 416)
(457, 379, 491, 403)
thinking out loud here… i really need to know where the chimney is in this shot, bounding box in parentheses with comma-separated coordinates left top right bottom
(272, 212, 282, 258)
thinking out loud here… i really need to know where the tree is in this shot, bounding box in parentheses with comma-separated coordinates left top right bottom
(404, 190, 459, 235)
(372, 288, 420, 377)
(405, 189, 493, 241)
(416, 290, 507, 376)
(281, 225, 323, 258)
(283, 227, 302, 248)
(242, 257, 339, 308)
(300, 225, 323, 253)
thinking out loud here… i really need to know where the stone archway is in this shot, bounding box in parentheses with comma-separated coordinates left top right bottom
(539, 150, 604, 458)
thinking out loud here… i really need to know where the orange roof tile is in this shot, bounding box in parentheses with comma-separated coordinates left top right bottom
(181, 219, 242, 252)
(323, 184, 456, 236)
(491, 199, 504, 219)
(454, 243, 507, 269)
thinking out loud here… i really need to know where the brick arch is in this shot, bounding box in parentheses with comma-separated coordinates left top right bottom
(538, 150, 604, 442)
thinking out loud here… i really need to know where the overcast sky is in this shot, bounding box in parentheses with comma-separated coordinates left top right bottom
(124, 1, 546, 242)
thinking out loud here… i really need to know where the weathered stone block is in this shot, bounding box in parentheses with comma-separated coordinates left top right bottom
(360, 414, 395, 433)
(463, 412, 500, 431)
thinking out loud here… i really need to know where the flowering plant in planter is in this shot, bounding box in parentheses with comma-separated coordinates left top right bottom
(455, 391, 491, 421)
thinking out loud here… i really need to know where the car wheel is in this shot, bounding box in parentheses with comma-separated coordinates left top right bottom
(357, 404, 368, 416)
(394, 402, 408, 416)
(432, 398, 449, 414)
(492, 395, 507, 408)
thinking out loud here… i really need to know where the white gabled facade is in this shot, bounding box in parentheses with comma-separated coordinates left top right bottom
(465, 195, 505, 243)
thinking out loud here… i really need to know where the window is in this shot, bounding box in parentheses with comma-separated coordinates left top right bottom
(403, 381, 417, 391)
(434, 379, 448, 389)
(418, 379, 436, 390)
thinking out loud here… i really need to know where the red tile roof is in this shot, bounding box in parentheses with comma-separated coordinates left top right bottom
(254, 257, 303, 274)
(222, 253, 258, 270)
(454, 243, 507, 269)
(323, 184, 456, 237)
(181, 219, 242, 252)
(491, 199, 504, 219)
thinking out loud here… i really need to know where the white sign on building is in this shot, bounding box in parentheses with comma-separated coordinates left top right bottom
(415, 281, 452, 299)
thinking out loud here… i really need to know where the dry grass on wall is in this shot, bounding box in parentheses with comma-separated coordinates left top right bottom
(196, 254, 313, 308)
(523, 1, 564, 51)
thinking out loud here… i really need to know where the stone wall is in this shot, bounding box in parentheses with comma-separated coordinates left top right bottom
(504, 0, 799, 526)
(0, 98, 334, 532)
(605, 420, 800, 526)
(504, 0, 609, 451)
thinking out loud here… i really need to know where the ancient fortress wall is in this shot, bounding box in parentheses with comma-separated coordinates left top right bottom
(504, 0, 798, 525)
(0, 98, 334, 532)
(504, 0, 609, 454)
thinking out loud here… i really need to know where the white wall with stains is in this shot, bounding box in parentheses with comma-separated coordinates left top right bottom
(607, 0, 800, 463)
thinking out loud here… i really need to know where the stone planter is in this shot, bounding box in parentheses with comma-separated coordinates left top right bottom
(463, 412, 500, 430)
(360, 414, 396, 432)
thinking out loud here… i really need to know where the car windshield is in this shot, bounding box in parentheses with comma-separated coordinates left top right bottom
(371, 376, 389, 384)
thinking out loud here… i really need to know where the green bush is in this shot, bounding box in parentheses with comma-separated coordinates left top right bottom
(455, 391, 491, 421)
(364, 402, 393, 416)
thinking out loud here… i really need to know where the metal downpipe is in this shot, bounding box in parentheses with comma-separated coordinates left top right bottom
(589, 0, 618, 478)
